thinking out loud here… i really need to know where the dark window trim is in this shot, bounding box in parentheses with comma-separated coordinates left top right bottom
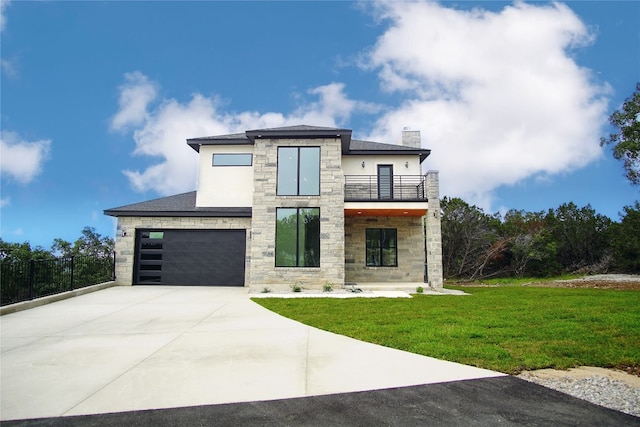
(275, 207, 321, 268)
(212, 153, 253, 166)
(276, 146, 320, 196)
(366, 228, 398, 267)
(377, 164, 394, 199)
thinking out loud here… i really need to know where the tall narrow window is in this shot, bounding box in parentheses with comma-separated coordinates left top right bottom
(366, 228, 398, 267)
(378, 165, 393, 199)
(277, 147, 320, 196)
(276, 208, 320, 267)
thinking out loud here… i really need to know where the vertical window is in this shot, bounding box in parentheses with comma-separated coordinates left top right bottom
(366, 228, 398, 267)
(378, 165, 393, 199)
(276, 208, 320, 267)
(277, 147, 320, 195)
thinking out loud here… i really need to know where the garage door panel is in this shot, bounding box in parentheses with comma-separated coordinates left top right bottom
(134, 229, 246, 286)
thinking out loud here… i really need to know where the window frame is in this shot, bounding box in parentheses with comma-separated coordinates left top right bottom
(275, 207, 321, 267)
(212, 153, 253, 167)
(365, 228, 398, 267)
(276, 146, 320, 196)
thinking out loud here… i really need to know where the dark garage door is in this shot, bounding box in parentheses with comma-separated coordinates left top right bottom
(134, 229, 246, 286)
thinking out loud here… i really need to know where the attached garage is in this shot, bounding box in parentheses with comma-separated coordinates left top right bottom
(134, 229, 246, 286)
(104, 191, 252, 287)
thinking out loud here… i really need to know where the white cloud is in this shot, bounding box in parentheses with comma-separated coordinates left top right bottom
(112, 2, 611, 207)
(1, 58, 17, 78)
(0, 0, 10, 33)
(0, 197, 9, 208)
(0, 131, 51, 184)
(112, 75, 371, 195)
(110, 71, 158, 132)
(362, 1, 610, 208)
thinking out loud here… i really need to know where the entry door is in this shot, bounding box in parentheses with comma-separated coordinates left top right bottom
(378, 165, 393, 199)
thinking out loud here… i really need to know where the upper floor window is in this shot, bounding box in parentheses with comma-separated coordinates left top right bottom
(212, 153, 253, 166)
(277, 147, 320, 196)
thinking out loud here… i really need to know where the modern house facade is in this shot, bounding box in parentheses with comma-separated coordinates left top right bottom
(104, 125, 443, 290)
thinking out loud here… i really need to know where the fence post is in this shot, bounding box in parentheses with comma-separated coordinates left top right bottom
(29, 259, 35, 300)
(112, 251, 116, 280)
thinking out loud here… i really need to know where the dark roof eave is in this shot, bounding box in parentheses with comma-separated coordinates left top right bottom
(187, 138, 252, 153)
(104, 208, 252, 218)
(245, 128, 352, 148)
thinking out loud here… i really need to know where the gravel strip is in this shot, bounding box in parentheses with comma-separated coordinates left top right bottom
(517, 372, 640, 417)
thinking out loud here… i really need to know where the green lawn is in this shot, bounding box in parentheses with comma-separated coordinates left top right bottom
(253, 287, 640, 374)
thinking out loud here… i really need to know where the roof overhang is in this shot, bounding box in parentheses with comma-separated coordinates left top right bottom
(186, 136, 251, 153)
(245, 128, 352, 150)
(104, 208, 252, 218)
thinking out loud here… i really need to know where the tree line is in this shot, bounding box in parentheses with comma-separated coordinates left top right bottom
(441, 198, 639, 280)
(0, 227, 115, 262)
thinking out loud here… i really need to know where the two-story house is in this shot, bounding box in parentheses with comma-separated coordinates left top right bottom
(104, 125, 443, 291)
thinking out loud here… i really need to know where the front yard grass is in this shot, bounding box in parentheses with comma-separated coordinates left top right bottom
(253, 286, 640, 374)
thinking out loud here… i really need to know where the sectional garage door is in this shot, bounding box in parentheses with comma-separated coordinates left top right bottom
(133, 229, 246, 286)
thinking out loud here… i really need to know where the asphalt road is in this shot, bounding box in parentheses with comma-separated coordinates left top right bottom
(3, 377, 639, 427)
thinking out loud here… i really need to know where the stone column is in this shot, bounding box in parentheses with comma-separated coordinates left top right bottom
(425, 171, 443, 289)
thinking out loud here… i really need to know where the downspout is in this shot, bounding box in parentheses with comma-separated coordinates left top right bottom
(424, 216, 428, 283)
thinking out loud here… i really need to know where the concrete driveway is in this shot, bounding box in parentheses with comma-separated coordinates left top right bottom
(0, 286, 502, 421)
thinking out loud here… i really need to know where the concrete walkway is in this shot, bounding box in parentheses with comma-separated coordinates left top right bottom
(0, 286, 502, 421)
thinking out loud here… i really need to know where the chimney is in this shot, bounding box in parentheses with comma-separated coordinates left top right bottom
(402, 128, 421, 148)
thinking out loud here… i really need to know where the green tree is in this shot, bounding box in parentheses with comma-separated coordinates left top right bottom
(501, 210, 558, 277)
(441, 197, 502, 279)
(52, 227, 114, 258)
(610, 202, 640, 273)
(0, 239, 52, 262)
(546, 203, 613, 273)
(601, 83, 640, 185)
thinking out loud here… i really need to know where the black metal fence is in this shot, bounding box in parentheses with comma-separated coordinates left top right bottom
(344, 175, 427, 201)
(0, 253, 115, 306)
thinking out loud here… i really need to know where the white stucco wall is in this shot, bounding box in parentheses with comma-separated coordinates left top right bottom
(342, 155, 422, 176)
(195, 145, 254, 207)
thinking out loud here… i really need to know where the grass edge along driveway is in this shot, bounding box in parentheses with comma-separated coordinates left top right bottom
(253, 286, 640, 375)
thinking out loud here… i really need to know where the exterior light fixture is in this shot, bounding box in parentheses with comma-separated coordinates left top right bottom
(361, 161, 365, 168)
(405, 162, 409, 168)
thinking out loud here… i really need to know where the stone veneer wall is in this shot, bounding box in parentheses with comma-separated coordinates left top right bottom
(344, 216, 424, 283)
(113, 216, 252, 286)
(249, 137, 345, 288)
(425, 171, 443, 288)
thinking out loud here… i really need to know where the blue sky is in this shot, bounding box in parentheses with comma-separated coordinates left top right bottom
(1, 1, 638, 249)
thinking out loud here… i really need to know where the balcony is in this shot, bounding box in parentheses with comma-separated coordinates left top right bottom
(344, 175, 427, 202)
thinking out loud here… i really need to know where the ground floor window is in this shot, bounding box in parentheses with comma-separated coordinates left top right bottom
(276, 208, 320, 267)
(366, 228, 398, 267)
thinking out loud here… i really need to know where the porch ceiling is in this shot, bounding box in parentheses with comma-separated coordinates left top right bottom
(344, 208, 426, 217)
